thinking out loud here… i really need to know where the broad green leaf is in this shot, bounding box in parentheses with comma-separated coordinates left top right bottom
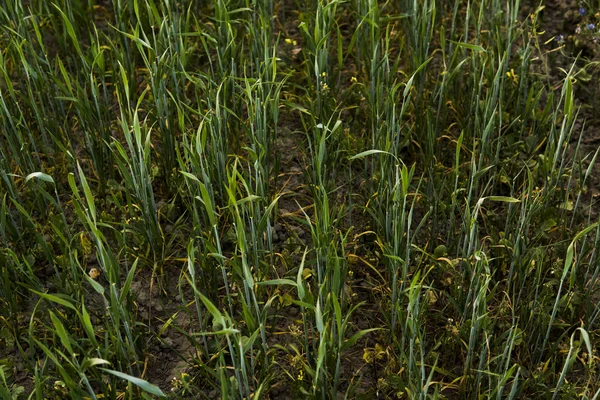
(297, 248, 308, 301)
(49, 311, 73, 355)
(564, 76, 573, 117)
(109, 24, 153, 49)
(77, 163, 96, 222)
(186, 276, 226, 329)
(575, 328, 593, 366)
(450, 40, 486, 52)
(485, 196, 521, 203)
(473, 165, 495, 180)
(256, 279, 297, 286)
(25, 172, 54, 184)
(82, 358, 110, 370)
(342, 328, 382, 351)
(331, 119, 343, 133)
(100, 368, 166, 397)
(51, 4, 81, 54)
(257, 195, 282, 233)
(315, 300, 324, 333)
(291, 300, 315, 310)
(314, 336, 327, 390)
(241, 329, 260, 354)
(158, 311, 179, 337)
(79, 303, 98, 346)
(236, 194, 261, 205)
(197, 182, 217, 227)
(30, 290, 76, 311)
(332, 292, 342, 336)
(85, 274, 105, 295)
(180, 171, 200, 182)
(349, 149, 394, 161)
(404, 58, 432, 97)
(119, 258, 139, 304)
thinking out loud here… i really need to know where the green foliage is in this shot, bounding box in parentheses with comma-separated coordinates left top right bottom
(1, 0, 599, 398)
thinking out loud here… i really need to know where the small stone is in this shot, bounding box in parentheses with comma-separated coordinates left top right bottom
(160, 337, 175, 348)
(137, 290, 148, 303)
(176, 313, 190, 329)
(130, 281, 142, 295)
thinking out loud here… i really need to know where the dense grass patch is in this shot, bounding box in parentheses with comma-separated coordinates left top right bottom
(1, 0, 599, 398)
